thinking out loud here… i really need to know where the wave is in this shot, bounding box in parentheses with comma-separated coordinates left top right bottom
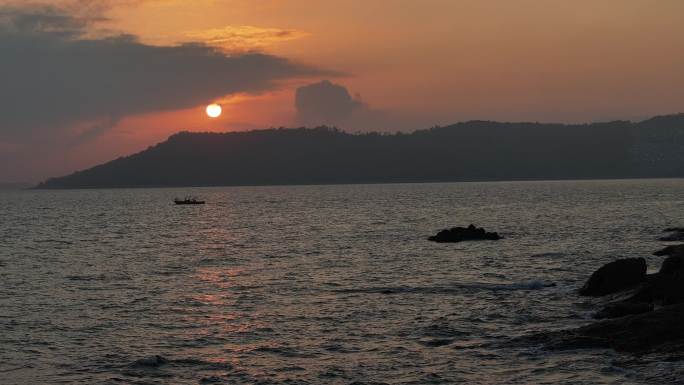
(333, 280, 555, 295)
(127, 355, 233, 371)
(34, 239, 74, 245)
(252, 346, 316, 358)
(529, 252, 565, 258)
(418, 338, 455, 347)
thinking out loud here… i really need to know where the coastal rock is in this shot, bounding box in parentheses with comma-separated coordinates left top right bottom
(662, 272, 684, 305)
(660, 254, 684, 275)
(593, 301, 653, 319)
(653, 244, 684, 256)
(624, 271, 684, 306)
(521, 303, 684, 355)
(518, 242, 684, 360)
(428, 224, 501, 243)
(571, 303, 684, 354)
(659, 228, 684, 241)
(578, 258, 646, 297)
(659, 233, 684, 242)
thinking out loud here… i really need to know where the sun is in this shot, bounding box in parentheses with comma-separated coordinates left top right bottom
(206, 103, 222, 118)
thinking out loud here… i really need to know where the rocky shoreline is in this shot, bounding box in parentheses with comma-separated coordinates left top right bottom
(518, 228, 684, 358)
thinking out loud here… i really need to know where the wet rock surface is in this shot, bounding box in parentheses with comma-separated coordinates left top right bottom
(658, 227, 684, 241)
(428, 224, 501, 243)
(518, 303, 684, 355)
(593, 301, 653, 319)
(654, 244, 684, 256)
(578, 258, 646, 297)
(660, 254, 684, 275)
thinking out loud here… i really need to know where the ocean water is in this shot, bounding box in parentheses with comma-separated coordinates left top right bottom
(2, 179, 684, 385)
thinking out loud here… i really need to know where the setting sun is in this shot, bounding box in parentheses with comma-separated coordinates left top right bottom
(206, 103, 222, 118)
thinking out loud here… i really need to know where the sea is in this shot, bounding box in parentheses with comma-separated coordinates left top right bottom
(2, 179, 684, 385)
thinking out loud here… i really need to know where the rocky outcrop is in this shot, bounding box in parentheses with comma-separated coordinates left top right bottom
(519, 242, 684, 359)
(428, 224, 501, 243)
(535, 303, 684, 354)
(659, 227, 684, 241)
(653, 244, 684, 256)
(593, 253, 684, 317)
(660, 253, 684, 274)
(578, 258, 646, 297)
(579, 303, 684, 354)
(661, 272, 684, 305)
(593, 301, 653, 319)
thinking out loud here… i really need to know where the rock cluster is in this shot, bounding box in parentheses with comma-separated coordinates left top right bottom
(428, 224, 502, 243)
(519, 228, 684, 357)
(583, 247, 684, 321)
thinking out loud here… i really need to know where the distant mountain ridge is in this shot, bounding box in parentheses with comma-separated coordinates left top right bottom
(37, 114, 684, 188)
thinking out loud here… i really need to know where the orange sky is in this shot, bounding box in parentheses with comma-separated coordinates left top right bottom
(106, 0, 684, 121)
(2, 0, 684, 182)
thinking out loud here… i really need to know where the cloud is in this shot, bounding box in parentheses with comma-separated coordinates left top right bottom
(0, 4, 327, 143)
(186, 25, 309, 52)
(68, 115, 121, 147)
(0, 0, 137, 27)
(0, 3, 93, 37)
(295, 80, 417, 132)
(295, 80, 363, 126)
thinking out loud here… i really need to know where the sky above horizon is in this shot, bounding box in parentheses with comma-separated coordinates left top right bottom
(1, 0, 684, 182)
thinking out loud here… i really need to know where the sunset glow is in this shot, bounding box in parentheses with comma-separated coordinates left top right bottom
(2, 0, 684, 184)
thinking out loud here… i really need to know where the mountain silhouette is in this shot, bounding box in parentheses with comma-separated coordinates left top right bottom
(36, 114, 684, 188)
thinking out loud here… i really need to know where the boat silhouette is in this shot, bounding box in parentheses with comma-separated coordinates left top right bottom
(174, 196, 205, 205)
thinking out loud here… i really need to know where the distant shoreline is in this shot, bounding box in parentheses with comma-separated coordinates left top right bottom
(34, 115, 684, 189)
(31, 176, 684, 190)
(0, 182, 32, 190)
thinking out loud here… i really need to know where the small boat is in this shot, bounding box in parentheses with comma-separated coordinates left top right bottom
(174, 196, 205, 205)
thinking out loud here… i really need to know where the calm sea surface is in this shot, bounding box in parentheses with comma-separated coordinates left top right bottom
(2, 180, 684, 385)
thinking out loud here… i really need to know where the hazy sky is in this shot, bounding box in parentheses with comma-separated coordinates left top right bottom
(1, 0, 683, 182)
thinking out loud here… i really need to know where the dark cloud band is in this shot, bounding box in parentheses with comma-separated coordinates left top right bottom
(0, 4, 327, 141)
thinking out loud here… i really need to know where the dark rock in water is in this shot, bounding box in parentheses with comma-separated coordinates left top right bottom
(654, 244, 684, 256)
(130, 355, 168, 368)
(659, 233, 684, 242)
(659, 228, 684, 241)
(594, 301, 653, 319)
(518, 303, 684, 355)
(627, 272, 684, 306)
(660, 254, 684, 275)
(573, 303, 684, 354)
(517, 241, 684, 360)
(662, 272, 684, 305)
(579, 257, 647, 297)
(428, 224, 501, 243)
